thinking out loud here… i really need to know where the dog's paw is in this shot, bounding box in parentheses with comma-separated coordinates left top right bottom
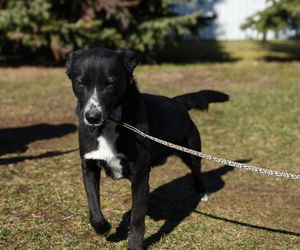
(196, 192, 209, 202)
(91, 220, 111, 235)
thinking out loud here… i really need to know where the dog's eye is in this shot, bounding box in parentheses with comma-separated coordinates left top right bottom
(106, 81, 114, 87)
(105, 83, 115, 92)
(106, 77, 116, 86)
(105, 80, 116, 91)
(78, 79, 87, 86)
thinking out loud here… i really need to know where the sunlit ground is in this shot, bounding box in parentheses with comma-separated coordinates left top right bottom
(0, 43, 300, 249)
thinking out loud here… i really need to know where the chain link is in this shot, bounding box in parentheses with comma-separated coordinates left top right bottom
(110, 119, 300, 180)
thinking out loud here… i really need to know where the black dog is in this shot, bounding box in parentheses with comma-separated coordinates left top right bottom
(66, 47, 229, 250)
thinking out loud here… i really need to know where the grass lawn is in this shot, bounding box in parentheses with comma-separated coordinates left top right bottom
(0, 47, 300, 249)
(157, 40, 300, 63)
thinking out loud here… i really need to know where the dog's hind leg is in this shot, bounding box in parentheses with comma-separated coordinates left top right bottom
(179, 123, 208, 201)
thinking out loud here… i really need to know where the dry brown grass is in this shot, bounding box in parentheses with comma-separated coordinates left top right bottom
(0, 62, 299, 249)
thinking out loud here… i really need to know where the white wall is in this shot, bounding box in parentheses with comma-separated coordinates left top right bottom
(201, 0, 269, 40)
(176, 0, 296, 40)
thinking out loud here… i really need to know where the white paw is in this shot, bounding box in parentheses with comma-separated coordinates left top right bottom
(198, 193, 209, 202)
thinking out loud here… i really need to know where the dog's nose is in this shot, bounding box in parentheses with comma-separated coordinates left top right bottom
(85, 111, 102, 125)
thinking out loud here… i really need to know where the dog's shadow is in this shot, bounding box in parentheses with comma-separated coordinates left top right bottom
(0, 123, 77, 165)
(107, 161, 246, 248)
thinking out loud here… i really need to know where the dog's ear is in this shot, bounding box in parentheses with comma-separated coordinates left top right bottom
(116, 48, 139, 73)
(65, 49, 84, 80)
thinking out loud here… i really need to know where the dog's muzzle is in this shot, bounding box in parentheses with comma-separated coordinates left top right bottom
(84, 110, 102, 126)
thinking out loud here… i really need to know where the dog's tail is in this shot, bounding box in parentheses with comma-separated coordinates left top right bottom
(174, 90, 229, 111)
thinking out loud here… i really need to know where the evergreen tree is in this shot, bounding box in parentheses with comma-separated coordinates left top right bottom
(241, 0, 300, 41)
(0, 0, 205, 61)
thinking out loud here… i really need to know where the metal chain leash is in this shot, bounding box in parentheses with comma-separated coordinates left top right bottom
(109, 118, 300, 180)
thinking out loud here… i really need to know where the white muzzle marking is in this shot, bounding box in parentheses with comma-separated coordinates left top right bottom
(83, 88, 102, 126)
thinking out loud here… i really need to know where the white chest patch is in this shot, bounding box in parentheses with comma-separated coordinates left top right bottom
(84, 108, 125, 179)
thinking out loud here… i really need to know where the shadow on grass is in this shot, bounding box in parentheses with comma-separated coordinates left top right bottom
(107, 161, 249, 248)
(0, 123, 77, 165)
(108, 159, 299, 248)
(156, 40, 239, 64)
(260, 41, 300, 62)
(156, 40, 300, 63)
(0, 149, 78, 165)
(194, 211, 300, 237)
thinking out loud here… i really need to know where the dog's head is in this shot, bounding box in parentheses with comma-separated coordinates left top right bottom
(66, 47, 138, 127)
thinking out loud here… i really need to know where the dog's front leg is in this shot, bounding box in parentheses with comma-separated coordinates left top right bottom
(82, 160, 111, 235)
(128, 173, 149, 250)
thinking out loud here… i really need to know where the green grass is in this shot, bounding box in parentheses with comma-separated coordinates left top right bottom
(0, 54, 300, 249)
(157, 40, 300, 63)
